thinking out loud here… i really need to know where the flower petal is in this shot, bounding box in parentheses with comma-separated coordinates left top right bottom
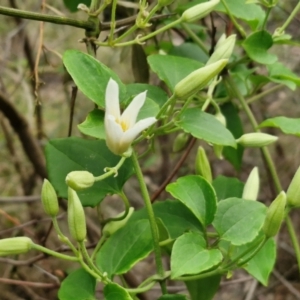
(105, 115, 124, 155)
(121, 117, 157, 147)
(121, 91, 147, 129)
(105, 78, 120, 119)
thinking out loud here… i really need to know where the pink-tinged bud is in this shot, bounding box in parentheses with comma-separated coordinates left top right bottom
(68, 188, 87, 242)
(236, 133, 278, 148)
(181, 0, 220, 23)
(242, 167, 259, 201)
(66, 171, 95, 191)
(263, 191, 286, 237)
(0, 237, 33, 256)
(174, 59, 228, 99)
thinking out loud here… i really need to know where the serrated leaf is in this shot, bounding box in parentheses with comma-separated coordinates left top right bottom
(147, 55, 203, 92)
(259, 116, 300, 136)
(166, 175, 217, 226)
(242, 30, 277, 65)
(171, 232, 223, 278)
(103, 283, 133, 300)
(45, 138, 134, 206)
(63, 50, 126, 107)
(58, 268, 96, 300)
(129, 200, 203, 239)
(96, 220, 153, 278)
(213, 176, 244, 201)
(213, 198, 267, 245)
(177, 108, 236, 147)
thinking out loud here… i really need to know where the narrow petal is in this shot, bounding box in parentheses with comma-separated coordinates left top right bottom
(105, 115, 124, 155)
(121, 91, 147, 129)
(121, 117, 157, 147)
(105, 79, 120, 119)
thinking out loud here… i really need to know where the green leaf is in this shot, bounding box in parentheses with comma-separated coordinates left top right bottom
(242, 30, 277, 65)
(147, 55, 203, 92)
(171, 232, 223, 278)
(156, 218, 170, 242)
(166, 175, 217, 226)
(185, 275, 221, 300)
(158, 295, 188, 300)
(63, 0, 91, 12)
(126, 83, 168, 108)
(78, 109, 105, 139)
(63, 50, 126, 107)
(177, 108, 236, 147)
(213, 176, 244, 201)
(96, 220, 153, 278)
(259, 116, 300, 137)
(129, 200, 203, 239)
(213, 198, 267, 245)
(267, 62, 300, 90)
(45, 138, 134, 206)
(169, 42, 209, 63)
(221, 103, 244, 170)
(136, 98, 159, 120)
(58, 268, 96, 300)
(103, 283, 133, 300)
(243, 238, 276, 286)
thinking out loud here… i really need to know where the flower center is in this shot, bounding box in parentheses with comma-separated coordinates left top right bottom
(117, 119, 129, 132)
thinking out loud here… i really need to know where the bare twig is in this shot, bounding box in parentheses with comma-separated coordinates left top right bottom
(0, 277, 59, 288)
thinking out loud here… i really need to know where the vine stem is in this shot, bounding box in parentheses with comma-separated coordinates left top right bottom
(0, 5, 95, 30)
(131, 151, 167, 294)
(276, 1, 300, 35)
(286, 215, 300, 273)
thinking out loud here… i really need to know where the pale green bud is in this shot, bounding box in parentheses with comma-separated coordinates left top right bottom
(287, 166, 300, 208)
(213, 144, 223, 160)
(173, 132, 189, 152)
(41, 179, 59, 217)
(263, 191, 286, 237)
(206, 34, 236, 65)
(174, 59, 228, 99)
(66, 171, 95, 191)
(0, 237, 33, 256)
(236, 133, 278, 148)
(215, 112, 227, 127)
(181, 0, 220, 23)
(103, 207, 135, 236)
(68, 188, 87, 242)
(195, 147, 212, 183)
(242, 167, 259, 200)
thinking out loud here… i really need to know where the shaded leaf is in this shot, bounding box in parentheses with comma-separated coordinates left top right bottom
(104, 283, 133, 300)
(259, 116, 300, 136)
(213, 176, 244, 201)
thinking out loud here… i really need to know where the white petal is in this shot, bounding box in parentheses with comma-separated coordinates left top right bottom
(121, 91, 147, 129)
(105, 115, 124, 155)
(121, 117, 157, 146)
(105, 78, 120, 119)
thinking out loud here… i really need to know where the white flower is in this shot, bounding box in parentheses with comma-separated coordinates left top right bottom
(105, 78, 157, 155)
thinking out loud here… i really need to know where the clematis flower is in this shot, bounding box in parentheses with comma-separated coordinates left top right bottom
(105, 79, 157, 156)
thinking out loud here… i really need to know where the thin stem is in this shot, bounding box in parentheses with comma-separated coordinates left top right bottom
(89, 0, 101, 13)
(246, 84, 283, 105)
(276, 1, 300, 35)
(31, 244, 79, 262)
(0, 5, 95, 30)
(131, 152, 167, 294)
(261, 7, 272, 31)
(109, 0, 118, 42)
(91, 235, 107, 261)
(220, 0, 246, 38)
(286, 215, 300, 273)
(94, 156, 127, 182)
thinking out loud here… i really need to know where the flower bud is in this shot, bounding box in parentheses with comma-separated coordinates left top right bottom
(173, 132, 189, 152)
(195, 147, 212, 183)
(41, 179, 59, 217)
(66, 171, 95, 191)
(68, 188, 87, 242)
(181, 0, 220, 23)
(103, 207, 135, 236)
(242, 167, 259, 200)
(215, 112, 227, 127)
(206, 34, 236, 65)
(236, 133, 278, 148)
(0, 237, 33, 256)
(263, 191, 286, 238)
(213, 144, 223, 160)
(287, 166, 300, 208)
(174, 59, 228, 99)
